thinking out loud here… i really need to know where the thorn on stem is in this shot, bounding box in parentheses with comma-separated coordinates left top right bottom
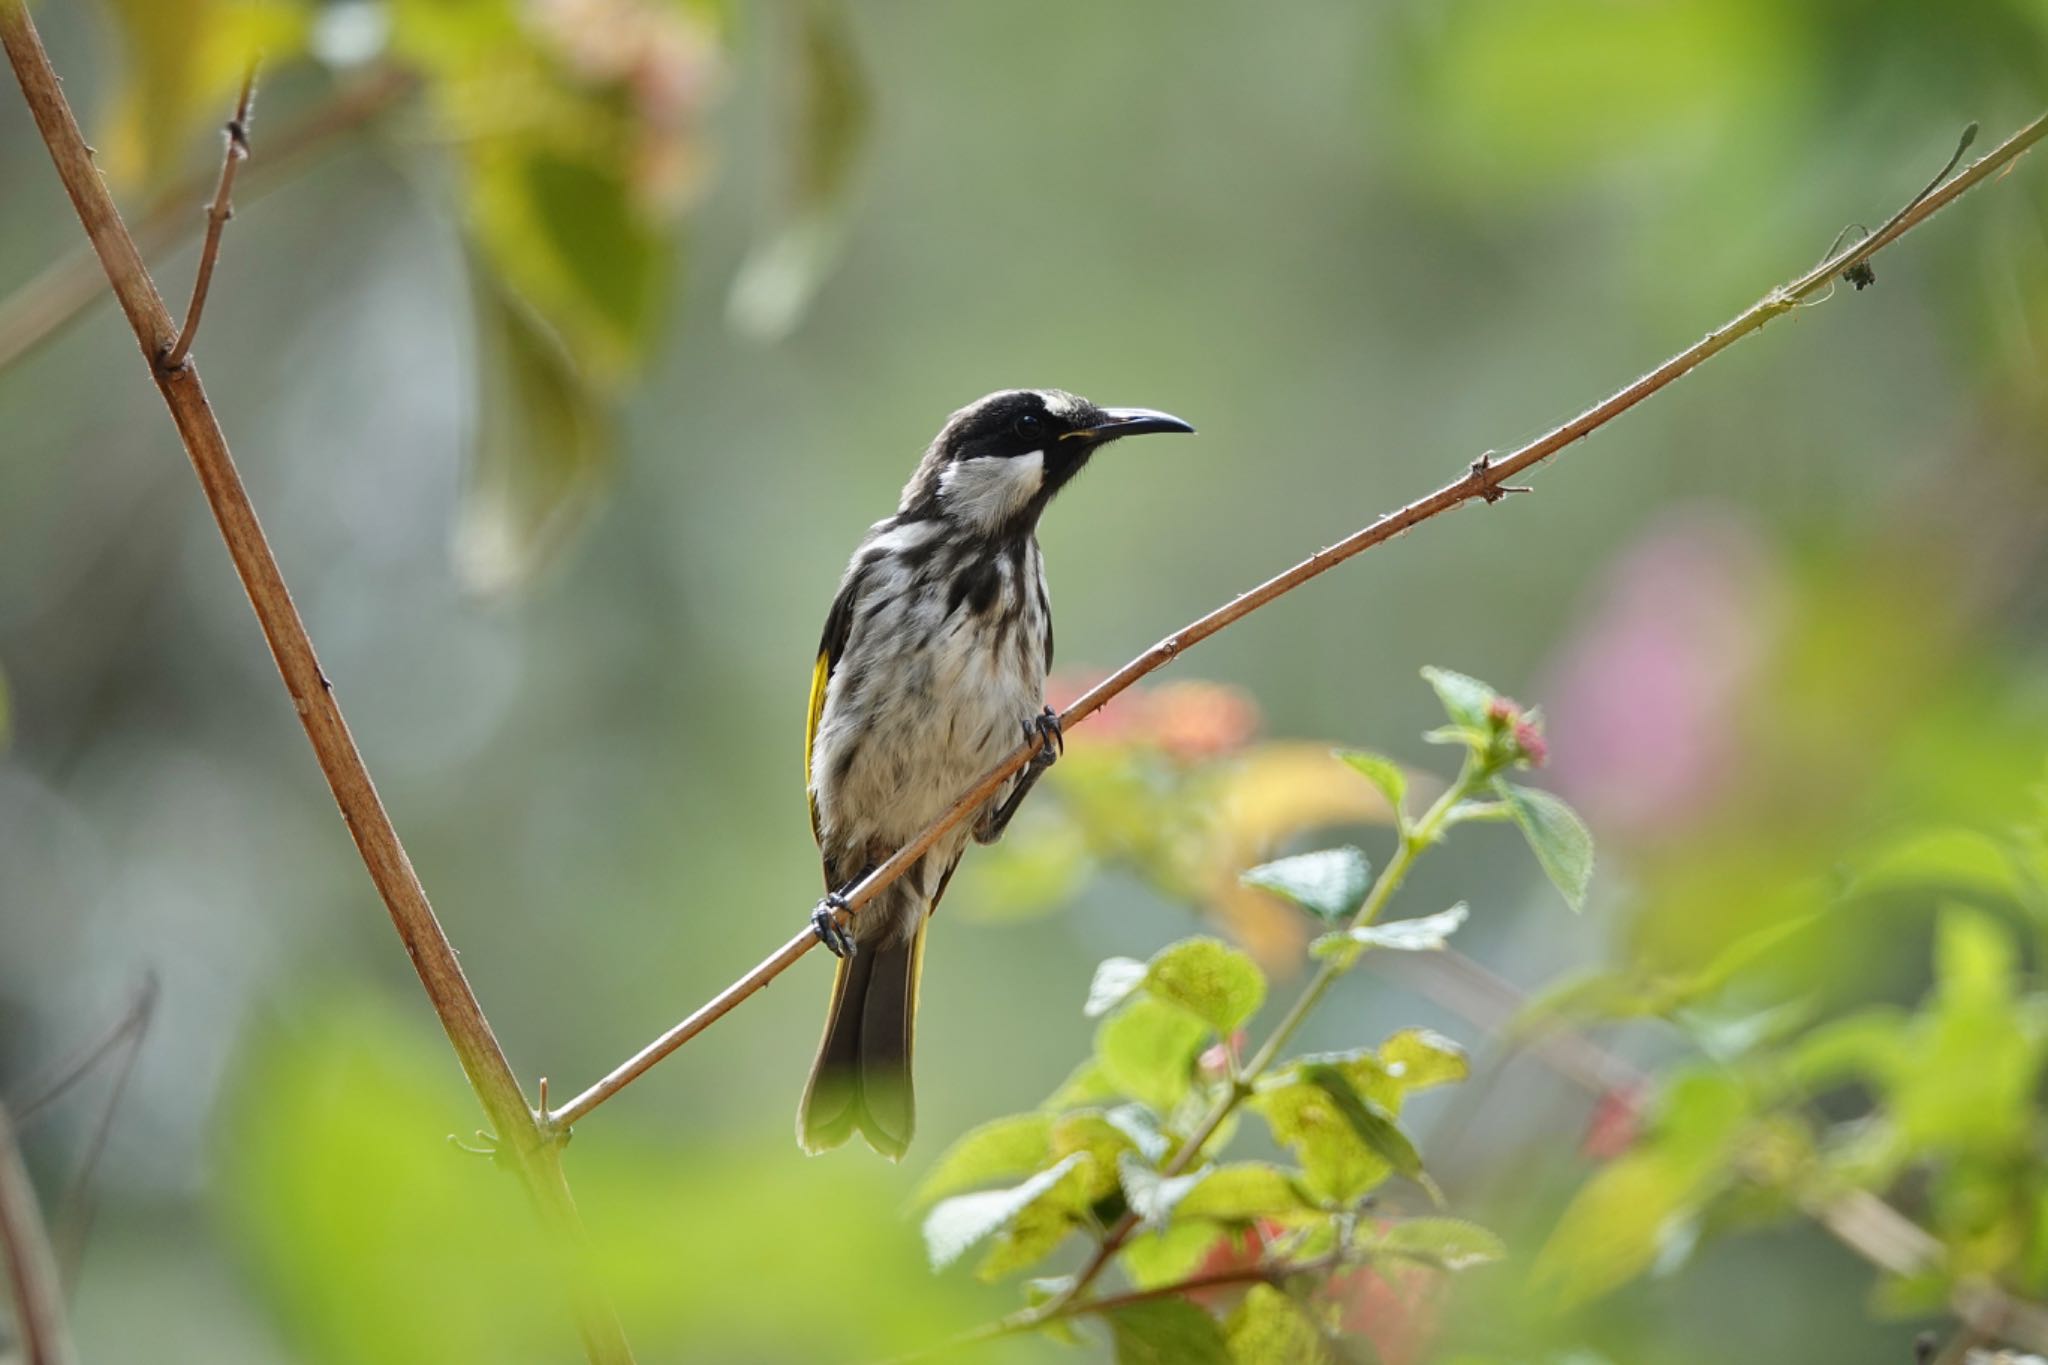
(1469, 452, 1532, 505)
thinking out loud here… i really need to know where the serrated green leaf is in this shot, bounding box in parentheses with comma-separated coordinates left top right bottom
(1224, 1284, 1329, 1365)
(1087, 957, 1151, 1018)
(1241, 849, 1372, 924)
(1050, 1112, 1137, 1203)
(1175, 1163, 1319, 1223)
(1421, 666, 1499, 730)
(1111, 1297, 1232, 1365)
(1097, 997, 1209, 1115)
(1312, 904, 1469, 962)
(976, 1180, 1088, 1282)
(1378, 1028, 1470, 1095)
(1144, 938, 1267, 1035)
(1337, 749, 1407, 817)
(913, 1114, 1052, 1206)
(1377, 1217, 1506, 1270)
(922, 1152, 1085, 1271)
(1499, 782, 1595, 911)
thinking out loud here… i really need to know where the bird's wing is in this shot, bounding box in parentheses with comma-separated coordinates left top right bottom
(806, 571, 862, 848)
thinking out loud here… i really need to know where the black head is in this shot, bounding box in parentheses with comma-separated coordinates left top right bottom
(899, 388, 1194, 532)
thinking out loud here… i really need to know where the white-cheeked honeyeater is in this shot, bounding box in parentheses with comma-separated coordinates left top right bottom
(798, 389, 1195, 1158)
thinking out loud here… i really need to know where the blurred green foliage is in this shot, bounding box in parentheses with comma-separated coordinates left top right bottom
(2, 0, 2046, 1361)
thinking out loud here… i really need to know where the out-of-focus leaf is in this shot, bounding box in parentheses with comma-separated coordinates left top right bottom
(1848, 828, 2027, 904)
(914, 1114, 1052, 1206)
(1110, 1297, 1231, 1365)
(1312, 904, 1468, 962)
(1119, 1153, 1205, 1229)
(1421, 666, 1498, 731)
(958, 817, 1092, 922)
(99, 0, 310, 185)
(1106, 1105, 1173, 1164)
(1337, 750, 1408, 819)
(1299, 1064, 1427, 1184)
(726, 0, 872, 341)
(1096, 997, 1209, 1115)
(1044, 1059, 1119, 1113)
(1253, 1056, 1438, 1207)
(922, 1152, 1086, 1272)
(1241, 848, 1372, 924)
(1086, 957, 1151, 1018)
(1532, 1070, 1749, 1307)
(1144, 937, 1267, 1035)
(1224, 1284, 1329, 1365)
(455, 268, 612, 594)
(1376, 1217, 1506, 1271)
(1499, 782, 1595, 911)
(1175, 1163, 1319, 1223)
(1050, 1111, 1138, 1203)
(1119, 1222, 1222, 1289)
(1378, 1028, 1470, 1096)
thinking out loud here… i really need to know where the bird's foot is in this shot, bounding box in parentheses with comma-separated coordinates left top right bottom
(1026, 706, 1063, 770)
(811, 893, 858, 959)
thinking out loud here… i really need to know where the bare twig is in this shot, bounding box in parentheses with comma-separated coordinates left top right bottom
(544, 109, 2048, 1136)
(0, 8, 632, 1361)
(0, 64, 412, 374)
(161, 65, 256, 370)
(0, 1103, 75, 1365)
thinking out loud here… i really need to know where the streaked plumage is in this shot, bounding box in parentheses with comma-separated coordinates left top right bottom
(798, 388, 1194, 1158)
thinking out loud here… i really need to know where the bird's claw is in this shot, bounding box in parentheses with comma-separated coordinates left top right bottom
(1026, 706, 1063, 770)
(812, 894, 857, 959)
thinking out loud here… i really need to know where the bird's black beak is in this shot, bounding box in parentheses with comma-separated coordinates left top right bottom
(1061, 407, 1197, 443)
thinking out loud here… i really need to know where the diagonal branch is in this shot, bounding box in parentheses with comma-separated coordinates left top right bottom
(0, 1103, 75, 1365)
(161, 63, 256, 370)
(0, 7, 632, 1362)
(543, 109, 2048, 1136)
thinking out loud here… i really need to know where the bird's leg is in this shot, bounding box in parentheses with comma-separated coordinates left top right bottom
(810, 878, 865, 959)
(974, 707, 1063, 846)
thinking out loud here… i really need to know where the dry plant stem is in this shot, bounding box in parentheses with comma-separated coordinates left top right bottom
(547, 108, 2048, 1137)
(162, 65, 255, 369)
(0, 1104, 75, 1365)
(0, 64, 411, 374)
(0, 9, 633, 1363)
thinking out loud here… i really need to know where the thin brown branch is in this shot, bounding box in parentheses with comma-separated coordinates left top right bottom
(0, 1103, 75, 1365)
(161, 65, 256, 370)
(0, 63, 412, 374)
(545, 110, 2048, 1136)
(0, 7, 631, 1362)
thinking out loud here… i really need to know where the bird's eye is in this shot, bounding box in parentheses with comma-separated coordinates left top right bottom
(1013, 412, 1044, 441)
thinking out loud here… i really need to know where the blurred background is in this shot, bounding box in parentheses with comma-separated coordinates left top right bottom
(1, 1, 2046, 1361)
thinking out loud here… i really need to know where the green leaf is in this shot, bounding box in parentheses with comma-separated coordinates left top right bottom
(1336, 749, 1407, 817)
(1850, 827, 2026, 907)
(1119, 1222, 1223, 1289)
(1096, 997, 1210, 1115)
(1499, 782, 1595, 911)
(1377, 1217, 1506, 1270)
(1378, 1028, 1471, 1095)
(1175, 1163, 1319, 1223)
(1086, 957, 1151, 1018)
(922, 1152, 1085, 1271)
(914, 1114, 1051, 1206)
(1224, 1284, 1329, 1365)
(1110, 1298, 1231, 1365)
(1421, 666, 1499, 730)
(1145, 937, 1267, 1035)
(1298, 1064, 1427, 1183)
(1050, 1112, 1138, 1203)
(1241, 848, 1372, 924)
(1044, 1059, 1119, 1112)
(1312, 904, 1469, 961)
(455, 266, 612, 595)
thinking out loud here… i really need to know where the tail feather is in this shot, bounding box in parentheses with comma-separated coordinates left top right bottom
(798, 924, 923, 1159)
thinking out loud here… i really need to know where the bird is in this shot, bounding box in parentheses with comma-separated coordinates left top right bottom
(797, 388, 1195, 1158)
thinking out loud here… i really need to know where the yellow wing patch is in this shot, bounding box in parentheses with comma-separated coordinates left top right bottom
(804, 648, 831, 844)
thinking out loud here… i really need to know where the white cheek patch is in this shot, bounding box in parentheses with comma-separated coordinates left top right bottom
(938, 451, 1045, 528)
